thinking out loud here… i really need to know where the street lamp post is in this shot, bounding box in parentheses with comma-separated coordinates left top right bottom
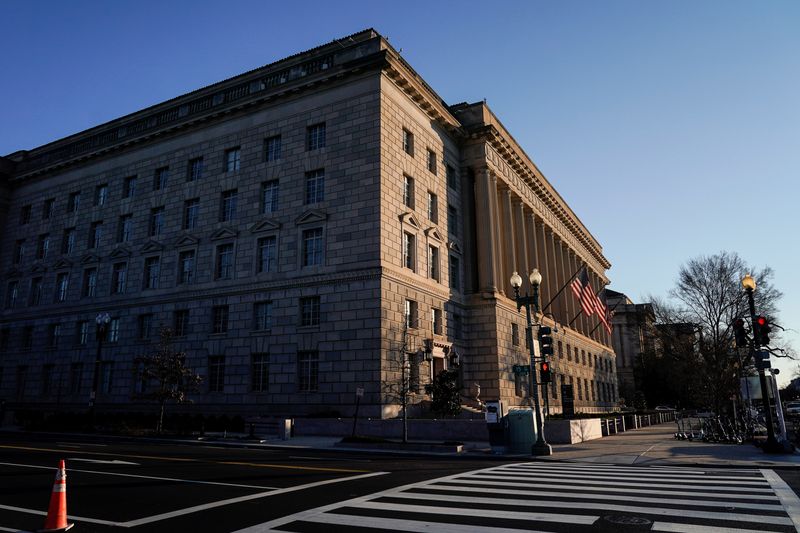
(741, 274, 782, 453)
(511, 269, 552, 456)
(89, 312, 111, 426)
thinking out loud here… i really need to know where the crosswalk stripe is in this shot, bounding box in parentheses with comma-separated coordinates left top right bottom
(463, 474, 775, 493)
(761, 468, 800, 531)
(420, 484, 785, 512)
(517, 462, 710, 475)
(505, 464, 766, 481)
(297, 512, 555, 533)
(357, 501, 599, 525)
(651, 522, 768, 533)
(486, 469, 769, 486)
(384, 493, 794, 526)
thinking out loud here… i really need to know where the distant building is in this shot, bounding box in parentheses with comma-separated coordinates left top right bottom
(0, 29, 616, 420)
(606, 289, 656, 404)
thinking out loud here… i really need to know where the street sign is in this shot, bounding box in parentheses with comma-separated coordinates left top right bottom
(355, 387, 364, 398)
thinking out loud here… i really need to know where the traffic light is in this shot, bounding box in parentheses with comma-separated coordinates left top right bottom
(539, 361, 552, 383)
(755, 316, 772, 346)
(538, 326, 553, 357)
(732, 318, 747, 347)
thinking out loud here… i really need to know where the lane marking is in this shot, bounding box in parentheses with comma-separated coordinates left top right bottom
(67, 458, 139, 465)
(526, 462, 709, 475)
(0, 462, 280, 490)
(464, 474, 774, 492)
(760, 468, 800, 531)
(297, 512, 551, 533)
(652, 522, 767, 533)
(0, 504, 122, 526)
(421, 484, 784, 511)
(385, 492, 793, 526)
(0, 444, 366, 473)
(634, 443, 660, 463)
(509, 464, 763, 480)
(487, 470, 769, 486)
(356, 501, 598, 525)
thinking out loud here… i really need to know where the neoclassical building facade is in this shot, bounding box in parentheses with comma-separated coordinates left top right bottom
(0, 29, 616, 419)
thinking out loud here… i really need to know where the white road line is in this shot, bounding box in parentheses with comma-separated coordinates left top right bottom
(385, 493, 793, 526)
(436, 479, 780, 500)
(0, 504, 122, 526)
(652, 522, 768, 533)
(300, 511, 556, 533)
(67, 458, 139, 465)
(0, 526, 32, 533)
(506, 464, 764, 481)
(0, 461, 280, 490)
(490, 469, 769, 485)
(356, 501, 598, 525)
(462, 474, 774, 493)
(761, 468, 800, 532)
(521, 462, 709, 475)
(420, 484, 784, 511)
(122, 471, 389, 527)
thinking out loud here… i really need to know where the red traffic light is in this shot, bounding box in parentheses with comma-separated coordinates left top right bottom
(757, 316, 768, 327)
(541, 362, 550, 372)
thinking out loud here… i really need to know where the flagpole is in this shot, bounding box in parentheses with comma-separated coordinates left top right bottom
(541, 264, 585, 314)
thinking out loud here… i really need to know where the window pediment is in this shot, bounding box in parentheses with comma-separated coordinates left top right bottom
(425, 227, 444, 242)
(140, 241, 164, 253)
(81, 253, 101, 264)
(109, 247, 132, 259)
(175, 234, 200, 247)
(295, 209, 327, 226)
(448, 241, 462, 254)
(210, 227, 238, 241)
(52, 259, 73, 270)
(400, 212, 420, 229)
(250, 218, 281, 233)
(5, 268, 21, 278)
(31, 263, 48, 273)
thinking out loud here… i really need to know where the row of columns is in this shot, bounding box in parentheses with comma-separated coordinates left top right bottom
(475, 168, 610, 347)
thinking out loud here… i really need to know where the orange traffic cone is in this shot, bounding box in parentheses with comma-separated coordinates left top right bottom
(39, 459, 74, 532)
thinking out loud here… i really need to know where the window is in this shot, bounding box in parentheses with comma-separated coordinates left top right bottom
(107, 318, 120, 343)
(20, 205, 32, 224)
(512, 323, 520, 346)
(77, 321, 90, 345)
(5, 281, 18, 309)
(188, 157, 203, 182)
(305, 169, 324, 204)
(297, 351, 319, 392)
(30, 277, 42, 305)
(403, 175, 414, 208)
(261, 181, 279, 213)
(89, 221, 103, 249)
(183, 198, 199, 230)
(178, 250, 195, 284)
(138, 314, 153, 339)
(220, 190, 237, 222)
(449, 255, 461, 291)
(47, 324, 61, 349)
(154, 167, 169, 191)
(43, 199, 55, 220)
(68, 192, 81, 213)
(94, 184, 108, 206)
(252, 353, 270, 392)
(427, 149, 437, 174)
(100, 362, 114, 394)
(70, 363, 83, 395)
(62, 228, 76, 254)
(567, 344, 573, 362)
(446, 164, 457, 189)
(402, 232, 415, 271)
(265, 135, 281, 162)
(123, 176, 137, 198)
(36, 234, 50, 260)
(22, 327, 34, 350)
(431, 307, 443, 335)
(402, 128, 414, 156)
(257, 236, 277, 273)
(302, 228, 324, 267)
(300, 296, 320, 327)
(41, 364, 55, 396)
(55, 273, 69, 302)
(13, 240, 25, 264)
(144, 257, 160, 289)
(427, 192, 438, 223)
(173, 310, 190, 337)
(452, 312, 463, 339)
(225, 147, 241, 172)
(405, 299, 418, 329)
(428, 245, 439, 282)
(306, 123, 326, 150)
(254, 301, 273, 330)
(215, 244, 234, 280)
(149, 207, 165, 236)
(82, 268, 97, 297)
(118, 215, 133, 243)
(447, 205, 458, 236)
(582, 350, 587, 365)
(212, 305, 229, 334)
(112, 262, 127, 294)
(208, 356, 225, 392)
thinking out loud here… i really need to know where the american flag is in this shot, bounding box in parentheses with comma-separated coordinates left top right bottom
(571, 268, 613, 334)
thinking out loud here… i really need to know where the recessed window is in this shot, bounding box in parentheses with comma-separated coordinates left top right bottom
(403, 175, 414, 209)
(300, 296, 320, 327)
(208, 356, 225, 393)
(20, 205, 32, 225)
(405, 299, 418, 329)
(5, 281, 19, 309)
(55, 273, 69, 302)
(41, 364, 54, 395)
(402, 232, 415, 271)
(123, 176, 137, 198)
(305, 169, 324, 204)
(187, 157, 203, 182)
(220, 190, 237, 222)
(77, 321, 90, 346)
(257, 236, 277, 273)
(43, 199, 55, 220)
(138, 314, 153, 340)
(13, 240, 25, 264)
(112, 262, 127, 294)
(302, 228, 324, 267)
(178, 250, 195, 284)
(183, 198, 199, 230)
(297, 351, 319, 392)
(37, 234, 50, 260)
(30, 277, 43, 306)
(261, 181, 279, 213)
(431, 307, 443, 335)
(22, 328, 34, 350)
(225, 147, 241, 172)
(154, 167, 169, 191)
(402, 129, 414, 156)
(265, 136, 281, 162)
(452, 313, 463, 338)
(149, 207, 165, 237)
(89, 221, 103, 249)
(512, 323, 520, 346)
(212, 305, 229, 334)
(447, 205, 458, 236)
(427, 192, 438, 223)
(428, 245, 439, 282)
(252, 353, 270, 392)
(427, 149, 437, 174)
(118, 215, 133, 243)
(215, 244, 234, 280)
(446, 164, 457, 189)
(306, 123, 326, 151)
(48, 325, 61, 348)
(107, 318, 120, 343)
(62, 228, 76, 254)
(94, 184, 108, 206)
(67, 192, 81, 213)
(82, 268, 97, 298)
(254, 301, 273, 330)
(449, 255, 461, 292)
(143, 256, 160, 289)
(174, 309, 190, 337)
(70, 363, 83, 394)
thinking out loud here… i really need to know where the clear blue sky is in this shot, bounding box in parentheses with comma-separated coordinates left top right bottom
(2, 1, 798, 382)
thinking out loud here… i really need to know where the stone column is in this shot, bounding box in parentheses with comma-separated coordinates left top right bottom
(543, 227, 560, 320)
(475, 168, 497, 294)
(550, 233, 566, 325)
(525, 211, 537, 275)
(560, 242, 577, 332)
(489, 173, 505, 296)
(500, 189, 516, 296)
(513, 199, 529, 280)
(534, 216, 550, 307)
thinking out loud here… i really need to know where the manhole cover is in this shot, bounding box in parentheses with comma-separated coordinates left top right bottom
(603, 515, 653, 526)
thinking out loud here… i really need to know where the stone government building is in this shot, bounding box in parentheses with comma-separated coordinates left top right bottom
(0, 29, 617, 419)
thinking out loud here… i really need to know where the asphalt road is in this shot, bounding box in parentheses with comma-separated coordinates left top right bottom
(2, 433, 800, 532)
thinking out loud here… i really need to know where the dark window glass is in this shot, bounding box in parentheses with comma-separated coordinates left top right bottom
(212, 305, 229, 334)
(178, 250, 195, 284)
(20, 205, 32, 224)
(82, 268, 97, 297)
(174, 310, 190, 337)
(252, 353, 270, 392)
(208, 356, 225, 392)
(254, 301, 273, 330)
(149, 207, 165, 237)
(188, 157, 203, 182)
(297, 351, 319, 392)
(123, 176, 137, 198)
(154, 167, 169, 191)
(144, 257, 160, 289)
(261, 181, 279, 213)
(300, 296, 320, 327)
(265, 136, 281, 162)
(216, 244, 234, 280)
(183, 199, 199, 229)
(112, 262, 127, 294)
(305, 169, 324, 204)
(225, 148, 241, 172)
(220, 190, 237, 222)
(302, 228, 324, 267)
(306, 123, 326, 150)
(257, 236, 277, 273)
